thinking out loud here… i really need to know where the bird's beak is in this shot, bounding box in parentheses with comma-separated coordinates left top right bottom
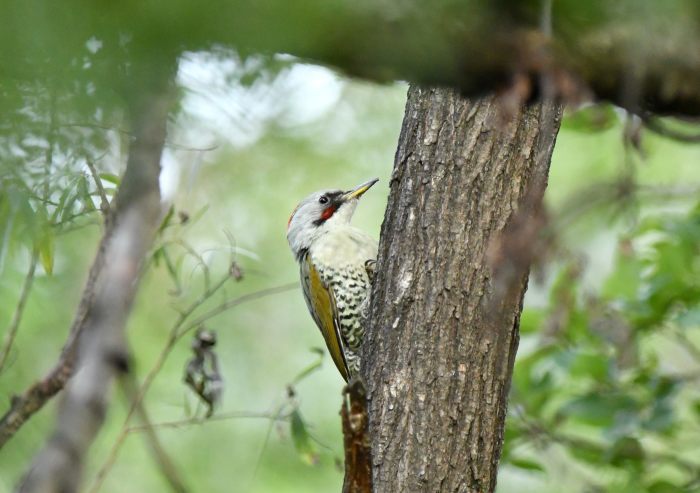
(342, 178, 379, 201)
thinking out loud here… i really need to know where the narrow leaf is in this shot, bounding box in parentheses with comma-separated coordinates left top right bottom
(290, 408, 319, 465)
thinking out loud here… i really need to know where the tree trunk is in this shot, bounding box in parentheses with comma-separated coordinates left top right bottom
(362, 87, 562, 492)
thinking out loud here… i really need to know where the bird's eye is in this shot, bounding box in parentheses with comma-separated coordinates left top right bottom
(319, 195, 329, 205)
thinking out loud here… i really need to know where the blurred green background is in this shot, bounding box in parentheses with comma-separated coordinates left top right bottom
(1, 49, 700, 493)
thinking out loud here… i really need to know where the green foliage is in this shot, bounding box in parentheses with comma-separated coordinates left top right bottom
(505, 203, 700, 493)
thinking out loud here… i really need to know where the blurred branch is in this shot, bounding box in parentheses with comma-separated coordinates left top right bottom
(85, 156, 111, 217)
(61, 122, 220, 152)
(0, 213, 109, 448)
(0, 251, 38, 374)
(89, 281, 298, 493)
(644, 117, 700, 143)
(119, 376, 189, 493)
(6, 1, 700, 115)
(126, 410, 289, 433)
(15, 69, 173, 493)
(246, 360, 326, 491)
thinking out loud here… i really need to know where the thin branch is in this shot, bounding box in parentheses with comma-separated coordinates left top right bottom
(176, 239, 211, 293)
(88, 281, 298, 493)
(126, 410, 289, 433)
(119, 376, 189, 493)
(246, 400, 290, 493)
(179, 282, 298, 338)
(85, 155, 111, 217)
(0, 251, 38, 374)
(0, 225, 106, 448)
(60, 122, 220, 152)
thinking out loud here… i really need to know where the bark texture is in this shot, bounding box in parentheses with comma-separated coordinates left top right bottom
(362, 87, 562, 492)
(341, 380, 372, 493)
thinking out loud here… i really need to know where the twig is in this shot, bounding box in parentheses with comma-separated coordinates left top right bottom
(87, 273, 232, 493)
(119, 376, 189, 493)
(85, 155, 111, 217)
(0, 252, 38, 374)
(88, 281, 298, 493)
(246, 401, 290, 493)
(60, 122, 220, 152)
(179, 283, 299, 338)
(0, 217, 109, 448)
(126, 410, 289, 433)
(176, 239, 211, 292)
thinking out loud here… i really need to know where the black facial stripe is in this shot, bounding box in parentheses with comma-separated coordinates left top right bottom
(312, 191, 345, 227)
(327, 191, 344, 201)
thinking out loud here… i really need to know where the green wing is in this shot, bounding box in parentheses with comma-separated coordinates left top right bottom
(300, 254, 350, 382)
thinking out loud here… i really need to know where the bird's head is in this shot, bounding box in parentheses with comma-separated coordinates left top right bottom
(286, 178, 378, 261)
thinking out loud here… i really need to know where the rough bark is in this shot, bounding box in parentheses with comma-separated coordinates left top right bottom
(362, 87, 562, 492)
(341, 380, 372, 493)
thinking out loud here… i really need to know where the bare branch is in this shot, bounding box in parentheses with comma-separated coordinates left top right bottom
(126, 410, 289, 433)
(13, 73, 173, 493)
(60, 122, 220, 152)
(88, 281, 298, 492)
(0, 252, 38, 374)
(119, 376, 189, 493)
(85, 156, 111, 217)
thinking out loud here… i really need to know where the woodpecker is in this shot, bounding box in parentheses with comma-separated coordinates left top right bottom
(287, 178, 379, 381)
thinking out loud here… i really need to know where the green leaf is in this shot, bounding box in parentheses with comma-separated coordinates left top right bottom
(53, 176, 80, 222)
(36, 227, 55, 275)
(509, 458, 545, 472)
(157, 205, 175, 234)
(520, 308, 545, 335)
(647, 480, 687, 493)
(77, 175, 96, 212)
(290, 408, 318, 466)
(290, 348, 325, 385)
(602, 250, 643, 301)
(568, 440, 606, 465)
(559, 393, 638, 427)
(691, 400, 700, 417)
(562, 104, 619, 133)
(568, 350, 610, 382)
(607, 436, 644, 469)
(99, 172, 121, 185)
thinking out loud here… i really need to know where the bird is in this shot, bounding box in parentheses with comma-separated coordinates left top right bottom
(286, 178, 379, 381)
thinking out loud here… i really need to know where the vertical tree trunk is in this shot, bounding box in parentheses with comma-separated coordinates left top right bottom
(362, 86, 562, 492)
(16, 70, 174, 493)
